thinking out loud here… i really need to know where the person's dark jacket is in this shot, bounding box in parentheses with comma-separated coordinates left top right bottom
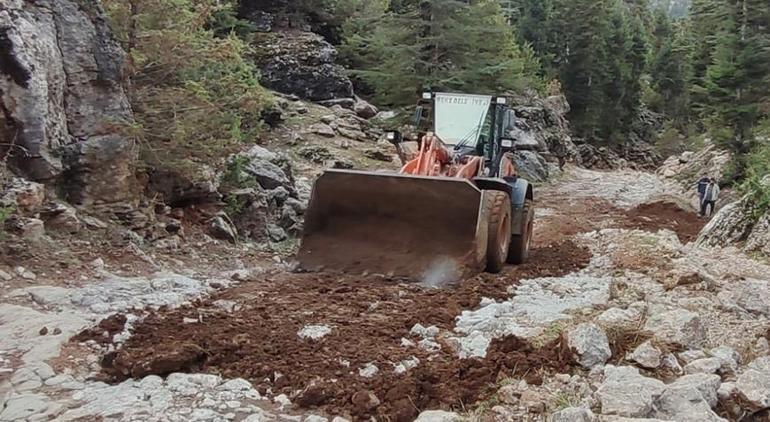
(697, 177, 710, 198)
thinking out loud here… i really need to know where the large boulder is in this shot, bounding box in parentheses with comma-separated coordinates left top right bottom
(567, 323, 611, 369)
(255, 32, 353, 101)
(736, 356, 770, 410)
(0, 0, 138, 207)
(596, 366, 666, 417)
(698, 175, 770, 258)
(643, 308, 705, 348)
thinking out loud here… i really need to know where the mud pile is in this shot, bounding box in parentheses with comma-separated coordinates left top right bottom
(85, 242, 590, 421)
(622, 201, 706, 242)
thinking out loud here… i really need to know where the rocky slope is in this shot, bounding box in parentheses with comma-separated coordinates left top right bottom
(0, 0, 138, 208)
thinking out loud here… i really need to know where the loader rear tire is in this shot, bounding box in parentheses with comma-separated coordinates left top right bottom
(508, 199, 534, 264)
(485, 191, 512, 273)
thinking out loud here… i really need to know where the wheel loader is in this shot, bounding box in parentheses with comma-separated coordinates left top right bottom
(297, 92, 535, 282)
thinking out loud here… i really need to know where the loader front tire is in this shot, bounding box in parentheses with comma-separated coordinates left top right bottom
(486, 191, 512, 273)
(508, 199, 534, 264)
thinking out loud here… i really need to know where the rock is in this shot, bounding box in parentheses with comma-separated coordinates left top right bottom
(257, 32, 354, 101)
(5, 217, 45, 241)
(729, 279, 770, 316)
(596, 365, 666, 417)
(678, 350, 708, 364)
(148, 165, 220, 207)
(354, 98, 379, 119)
(297, 325, 332, 341)
(567, 323, 611, 369)
(627, 340, 662, 369)
(410, 324, 440, 339)
(359, 363, 378, 378)
(0, 1, 138, 205)
(414, 410, 463, 422)
(710, 346, 740, 373)
(643, 309, 705, 348)
(153, 235, 181, 250)
(549, 407, 595, 422)
(40, 203, 81, 233)
(596, 306, 643, 330)
(39, 327, 48, 336)
(717, 381, 736, 401)
(1, 178, 45, 214)
(512, 150, 550, 182)
(299, 145, 334, 162)
(310, 123, 336, 138)
(652, 383, 726, 422)
(15, 266, 36, 280)
(329, 160, 354, 170)
(363, 149, 393, 162)
(0, 393, 50, 421)
(735, 356, 770, 410)
(209, 213, 238, 243)
(684, 357, 721, 374)
(669, 373, 721, 407)
(267, 224, 287, 241)
(520, 389, 547, 413)
(0, 269, 12, 281)
(351, 390, 380, 412)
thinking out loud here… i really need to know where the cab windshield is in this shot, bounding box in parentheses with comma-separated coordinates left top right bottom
(433, 93, 492, 146)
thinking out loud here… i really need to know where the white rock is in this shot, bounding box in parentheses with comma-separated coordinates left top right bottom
(218, 378, 255, 393)
(418, 338, 441, 353)
(410, 323, 439, 339)
(400, 338, 416, 347)
(359, 363, 379, 378)
(736, 356, 770, 409)
(331, 417, 351, 422)
(0, 269, 12, 281)
(660, 353, 684, 375)
(596, 306, 642, 330)
(709, 346, 740, 373)
(297, 325, 332, 340)
(729, 279, 770, 316)
(304, 416, 328, 422)
(596, 366, 666, 417)
(684, 358, 721, 374)
(394, 356, 420, 374)
(274, 394, 292, 409)
(414, 410, 463, 422)
(717, 381, 737, 401)
(549, 406, 595, 422)
(678, 350, 707, 364)
(0, 394, 49, 421)
(652, 385, 726, 422)
(627, 340, 662, 369)
(567, 323, 611, 369)
(644, 309, 705, 348)
(669, 373, 721, 407)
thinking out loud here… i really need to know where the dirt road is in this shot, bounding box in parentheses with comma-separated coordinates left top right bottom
(79, 167, 712, 421)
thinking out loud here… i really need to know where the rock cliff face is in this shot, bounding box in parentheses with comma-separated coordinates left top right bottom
(698, 176, 770, 257)
(0, 0, 137, 207)
(507, 92, 578, 182)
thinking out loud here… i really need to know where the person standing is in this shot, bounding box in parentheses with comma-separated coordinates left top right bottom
(701, 178, 720, 217)
(697, 175, 710, 216)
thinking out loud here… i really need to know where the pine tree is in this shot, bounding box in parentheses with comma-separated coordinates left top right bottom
(341, 0, 541, 105)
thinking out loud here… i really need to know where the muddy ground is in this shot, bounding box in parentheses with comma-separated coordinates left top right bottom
(80, 176, 709, 421)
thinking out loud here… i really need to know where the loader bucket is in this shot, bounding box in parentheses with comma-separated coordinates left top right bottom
(297, 169, 489, 282)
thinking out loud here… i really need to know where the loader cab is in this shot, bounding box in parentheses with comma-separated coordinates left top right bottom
(415, 92, 517, 177)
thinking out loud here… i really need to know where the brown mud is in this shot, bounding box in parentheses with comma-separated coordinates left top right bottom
(86, 241, 589, 421)
(621, 201, 707, 243)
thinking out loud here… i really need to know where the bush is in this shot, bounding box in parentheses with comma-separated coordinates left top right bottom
(103, 0, 271, 175)
(738, 138, 770, 217)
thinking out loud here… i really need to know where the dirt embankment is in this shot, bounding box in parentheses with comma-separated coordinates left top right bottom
(80, 241, 590, 421)
(620, 201, 707, 243)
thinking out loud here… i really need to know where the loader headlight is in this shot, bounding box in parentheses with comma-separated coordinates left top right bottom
(496, 97, 507, 104)
(501, 139, 514, 148)
(422, 92, 432, 100)
(385, 130, 402, 144)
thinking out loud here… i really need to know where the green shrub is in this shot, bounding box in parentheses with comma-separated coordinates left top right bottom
(738, 138, 770, 217)
(103, 0, 271, 172)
